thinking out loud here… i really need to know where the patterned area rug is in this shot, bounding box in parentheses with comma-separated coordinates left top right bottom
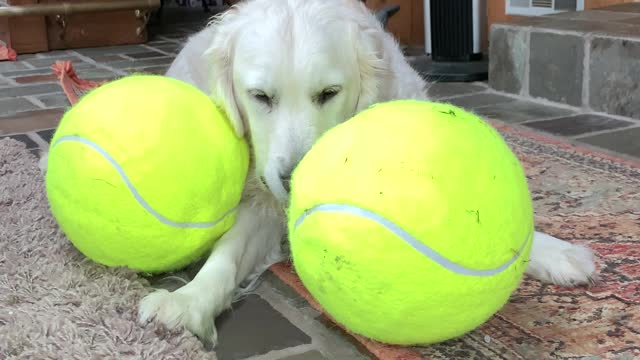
(271, 122, 640, 360)
(421, 123, 639, 359)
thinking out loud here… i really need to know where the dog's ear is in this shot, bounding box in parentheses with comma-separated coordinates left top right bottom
(203, 8, 246, 137)
(351, 4, 392, 111)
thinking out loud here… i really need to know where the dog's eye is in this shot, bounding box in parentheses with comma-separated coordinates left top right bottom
(249, 90, 273, 107)
(316, 87, 341, 105)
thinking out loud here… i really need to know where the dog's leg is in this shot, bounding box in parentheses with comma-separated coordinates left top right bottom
(525, 231, 597, 286)
(38, 149, 49, 174)
(138, 201, 285, 347)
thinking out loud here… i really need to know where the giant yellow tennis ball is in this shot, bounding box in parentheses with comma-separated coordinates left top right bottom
(45, 74, 249, 274)
(288, 100, 534, 345)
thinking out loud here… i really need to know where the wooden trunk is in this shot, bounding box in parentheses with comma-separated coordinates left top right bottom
(44, 0, 149, 51)
(1, 0, 49, 53)
(0, 0, 153, 54)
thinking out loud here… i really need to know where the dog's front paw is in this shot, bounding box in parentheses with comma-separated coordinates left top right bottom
(38, 150, 49, 175)
(138, 288, 219, 347)
(528, 232, 597, 287)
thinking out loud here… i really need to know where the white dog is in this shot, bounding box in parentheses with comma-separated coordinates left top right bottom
(58, 0, 592, 347)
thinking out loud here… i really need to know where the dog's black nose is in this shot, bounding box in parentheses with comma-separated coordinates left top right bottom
(281, 175, 292, 193)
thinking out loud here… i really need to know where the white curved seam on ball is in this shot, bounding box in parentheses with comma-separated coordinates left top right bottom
(52, 135, 237, 229)
(294, 204, 531, 277)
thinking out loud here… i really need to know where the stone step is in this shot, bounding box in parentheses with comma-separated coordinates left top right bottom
(488, 3, 640, 120)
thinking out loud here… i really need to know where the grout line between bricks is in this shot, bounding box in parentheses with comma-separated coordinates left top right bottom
(1, 76, 18, 86)
(33, 51, 71, 59)
(8, 90, 67, 98)
(68, 50, 129, 77)
(256, 282, 373, 360)
(492, 23, 640, 42)
(21, 61, 36, 70)
(142, 43, 178, 58)
(482, 87, 640, 124)
(523, 27, 531, 97)
(516, 114, 580, 125)
(582, 33, 592, 110)
(490, 113, 575, 125)
(26, 131, 50, 149)
(156, 35, 184, 45)
(240, 344, 316, 360)
(571, 124, 640, 139)
(586, 32, 640, 42)
(434, 89, 493, 102)
(1, 129, 49, 137)
(24, 95, 47, 109)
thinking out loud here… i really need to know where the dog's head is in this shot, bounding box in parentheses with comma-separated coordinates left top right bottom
(204, 0, 395, 203)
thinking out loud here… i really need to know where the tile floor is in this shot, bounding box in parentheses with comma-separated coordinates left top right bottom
(1, 3, 639, 360)
(425, 83, 640, 159)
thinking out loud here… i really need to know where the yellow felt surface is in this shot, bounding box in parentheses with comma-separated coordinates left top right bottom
(46, 75, 249, 273)
(288, 100, 534, 345)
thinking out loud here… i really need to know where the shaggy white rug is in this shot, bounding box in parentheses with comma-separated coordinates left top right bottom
(0, 138, 215, 359)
